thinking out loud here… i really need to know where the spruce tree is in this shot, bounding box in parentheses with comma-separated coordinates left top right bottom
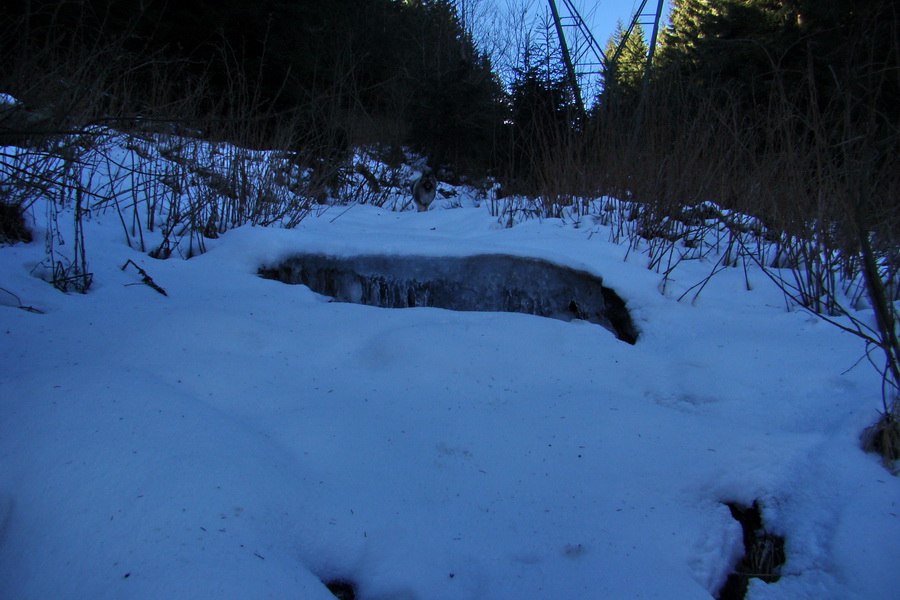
(657, 0, 718, 68)
(603, 20, 649, 100)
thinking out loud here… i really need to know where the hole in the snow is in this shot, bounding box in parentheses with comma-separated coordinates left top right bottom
(861, 412, 900, 464)
(324, 579, 356, 600)
(0, 200, 32, 244)
(259, 253, 638, 343)
(717, 501, 786, 600)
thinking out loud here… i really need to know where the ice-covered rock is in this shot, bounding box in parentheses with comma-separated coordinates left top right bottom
(260, 253, 638, 343)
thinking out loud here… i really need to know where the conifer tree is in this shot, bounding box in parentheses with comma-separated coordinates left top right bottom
(603, 20, 649, 100)
(657, 0, 718, 68)
(2, 0, 506, 174)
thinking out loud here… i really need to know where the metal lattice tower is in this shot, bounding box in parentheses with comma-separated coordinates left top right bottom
(609, 0, 667, 91)
(547, 0, 667, 111)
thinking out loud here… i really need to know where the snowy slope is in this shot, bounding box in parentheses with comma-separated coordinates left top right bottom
(1, 199, 898, 600)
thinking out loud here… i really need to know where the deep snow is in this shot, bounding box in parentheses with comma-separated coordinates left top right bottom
(1, 196, 899, 599)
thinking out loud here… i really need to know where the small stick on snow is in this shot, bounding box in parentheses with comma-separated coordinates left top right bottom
(121, 260, 168, 296)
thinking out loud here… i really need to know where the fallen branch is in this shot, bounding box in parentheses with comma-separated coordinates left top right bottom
(0, 286, 44, 313)
(121, 259, 168, 296)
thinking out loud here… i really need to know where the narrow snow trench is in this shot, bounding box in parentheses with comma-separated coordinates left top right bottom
(259, 253, 638, 344)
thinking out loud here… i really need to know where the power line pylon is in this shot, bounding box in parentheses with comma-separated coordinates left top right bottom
(547, 0, 666, 111)
(607, 0, 666, 92)
(547, 0, 604, 117)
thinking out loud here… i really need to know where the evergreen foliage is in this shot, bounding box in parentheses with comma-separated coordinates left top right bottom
(657, 0, 719, 68)
(499, 48, 578, 195)
(602, 20, 649, 103)
(1, 0, 504, 174)
(642, 0, 900, 226)
(656, 0, 899, 122)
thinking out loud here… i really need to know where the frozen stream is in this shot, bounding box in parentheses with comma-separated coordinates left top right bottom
(260, 253, 638, 343)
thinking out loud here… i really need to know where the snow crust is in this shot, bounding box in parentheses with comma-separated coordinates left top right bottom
(1, 199, 899, 599)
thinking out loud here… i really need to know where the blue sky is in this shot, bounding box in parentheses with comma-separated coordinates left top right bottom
(568, 0, 671, 50)
(471, 0, 672, 91)
(547, 0, 672, 95)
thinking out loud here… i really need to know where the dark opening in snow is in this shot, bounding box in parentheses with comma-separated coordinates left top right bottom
(0, 201, 32, 244)
(259, 253, 638, 343)
(324, 579, 356, 600)
(717, 501, 786, 600)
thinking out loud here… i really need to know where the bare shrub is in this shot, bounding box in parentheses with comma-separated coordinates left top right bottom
(0, 2, 358, 269)
(590, 5, 900, 463)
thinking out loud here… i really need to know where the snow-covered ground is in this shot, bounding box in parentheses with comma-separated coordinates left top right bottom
(1, 189, 898, 599)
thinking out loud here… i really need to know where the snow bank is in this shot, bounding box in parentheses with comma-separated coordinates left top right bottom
(1, 198, 898, 600)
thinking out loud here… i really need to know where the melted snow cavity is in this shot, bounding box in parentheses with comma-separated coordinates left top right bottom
(259, 253, 638, 344)
(717, 502, 786, 600)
